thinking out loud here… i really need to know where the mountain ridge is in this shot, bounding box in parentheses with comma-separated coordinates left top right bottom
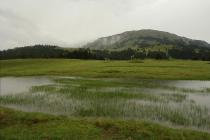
(85, 29, 210, 50)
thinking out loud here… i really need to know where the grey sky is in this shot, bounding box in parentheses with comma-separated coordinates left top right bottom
(0, 0, 210, 50)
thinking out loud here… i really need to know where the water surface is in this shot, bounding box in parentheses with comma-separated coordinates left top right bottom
(0, 77, 53, 95)
(166, 80, 210, 90)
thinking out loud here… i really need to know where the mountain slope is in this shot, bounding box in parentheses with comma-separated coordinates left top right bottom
(85, 29, 210, 50)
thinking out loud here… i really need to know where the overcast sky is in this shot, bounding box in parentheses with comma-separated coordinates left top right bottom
(0, 0, 210, 50)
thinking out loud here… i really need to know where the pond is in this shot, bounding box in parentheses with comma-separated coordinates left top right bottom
(166, 80, 210, 90)
(0, 76, 210, 131)
(0, 77, 54, 95)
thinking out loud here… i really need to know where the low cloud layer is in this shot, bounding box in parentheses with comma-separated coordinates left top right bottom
(0, 0, 210, 50)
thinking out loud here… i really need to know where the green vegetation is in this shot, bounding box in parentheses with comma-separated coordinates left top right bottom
(1, 107, 210, 140)
(1, 58, 210, 139)
(1, 59, 210, 80)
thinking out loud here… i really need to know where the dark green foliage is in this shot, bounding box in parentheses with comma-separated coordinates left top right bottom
(147, 51, 168, 59)
(1, 45, 210, 60)
(0, 45, 66, 59)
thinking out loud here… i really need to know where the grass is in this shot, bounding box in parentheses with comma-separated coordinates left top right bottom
(1, 59, 210, 79)
(0, 107, 210, 140)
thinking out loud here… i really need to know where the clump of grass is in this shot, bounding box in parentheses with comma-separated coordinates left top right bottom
(160, 93, 187, 102)
(129, 59, 144, 63)
(206, 88, 210, 92)
(30, 85, 58, 93)
(101, 70, 121, 74)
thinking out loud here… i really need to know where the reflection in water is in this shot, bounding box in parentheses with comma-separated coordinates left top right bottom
(0, 77, 53, 95)
(189, 94, 210, 108)
(166, 80, 210, 90)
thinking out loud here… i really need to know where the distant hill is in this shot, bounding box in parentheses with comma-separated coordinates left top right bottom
(85, 29, 210, 50)
(1, 30, 210, 60)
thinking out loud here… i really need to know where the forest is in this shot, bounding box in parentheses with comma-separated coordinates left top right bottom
(1, 45, 210, 60)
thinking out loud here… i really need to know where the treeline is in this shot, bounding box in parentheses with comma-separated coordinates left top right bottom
(0, 45, 210, 60)
(0, 45, 65, 59)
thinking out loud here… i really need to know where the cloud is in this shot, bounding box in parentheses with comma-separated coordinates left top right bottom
(0, 0, 209, 50)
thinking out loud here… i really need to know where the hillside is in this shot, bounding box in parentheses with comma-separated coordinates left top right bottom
(85, 29, 210, 50)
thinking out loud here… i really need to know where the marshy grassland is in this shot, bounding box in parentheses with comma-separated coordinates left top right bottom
(1, 59, 210, 140)
(1, 59, 210, 79)
(1, 107, 210, 140)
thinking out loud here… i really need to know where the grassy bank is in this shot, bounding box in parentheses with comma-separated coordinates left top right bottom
(1, 59, 210, 79)
(0, 107, 210, 140)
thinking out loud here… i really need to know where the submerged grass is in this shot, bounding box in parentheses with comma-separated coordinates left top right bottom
(1, 77, 210, 132)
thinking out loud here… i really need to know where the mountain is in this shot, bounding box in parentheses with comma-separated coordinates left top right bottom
(85, 29, 210, 50)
